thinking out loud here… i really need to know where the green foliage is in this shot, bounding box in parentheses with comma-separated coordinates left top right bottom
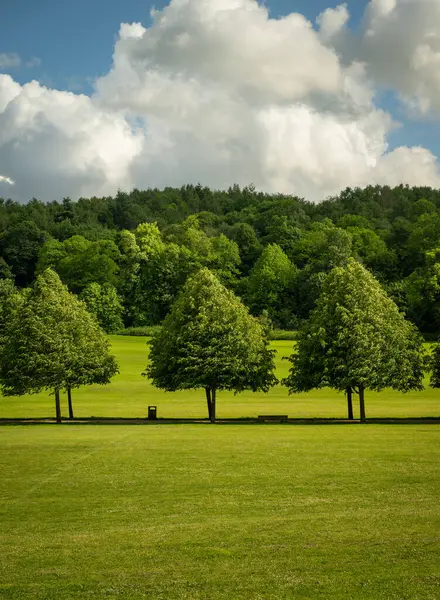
(348, 226, 397, 277)
(337, 214, 373, 229)
(246, 243, 296, 324)
(117, 325, 162, 337)
(228, 222, 261, 275)
(268, 329, 298, 341)
(80, 282, 124, 333)
(287, 220, 353, 322)
(145, 268, 277, 419)
(131, 242, 192, 326)
(0, 279, 23, 344)
(37, 235, 120, 293)
(290, 219, 352, 271)
(116, 325, 297, 340)
(263, 215, 301, 256)
(117, 223, 176, 326)
(404, 248, 440, 333)
(429, 342, 440, 388)
(2, 335, 439, 421)
(134, 222, 165, 256)
(0, 269, 118, 401)
(4, 183, 440, 337)
(284, 260, 426, 417)
(406, 212, 440, 267)
(0, 257, 13, 280)
(124, 220, 241, 326)
(166, 216, 241, 285)
(0, 220, 50, 286)
(208, 234, 241, 286)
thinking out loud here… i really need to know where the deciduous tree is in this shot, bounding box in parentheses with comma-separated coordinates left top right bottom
(0, 269, 118, 421)
(37, 235, 120, 293)
(283, 259, 425, 421)
(80, 282, 124, 333)
(145, 268, 277, 421)
(246, 243, 295, 324)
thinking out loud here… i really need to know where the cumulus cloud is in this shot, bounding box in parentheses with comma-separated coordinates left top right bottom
(94, 0, 440, 199)
(97, 0, 345, 108)
(0, 75, 143, 201)
(373, 146, 440, 186)
(323, 0, 440, 116)
(316, 3, 350, 42)
(362, 0, 440, 114)
(1, 0, 440, 202)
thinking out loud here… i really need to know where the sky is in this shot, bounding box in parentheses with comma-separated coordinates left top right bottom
(1, 0, 440, 203)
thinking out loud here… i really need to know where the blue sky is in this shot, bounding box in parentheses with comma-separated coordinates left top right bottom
(2, 0, 440, 203)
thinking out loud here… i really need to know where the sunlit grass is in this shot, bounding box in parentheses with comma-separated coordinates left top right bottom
(0, 424, 439, 599)
(0, 337, 438, 420)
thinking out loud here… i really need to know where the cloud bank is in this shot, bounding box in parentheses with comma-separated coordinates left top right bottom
(1, 0, 440, 202)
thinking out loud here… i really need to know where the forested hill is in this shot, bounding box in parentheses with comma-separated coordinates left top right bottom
(1, 183, 440, 335)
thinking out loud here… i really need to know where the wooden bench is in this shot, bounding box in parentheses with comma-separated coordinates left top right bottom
(257, 415, 288, 422)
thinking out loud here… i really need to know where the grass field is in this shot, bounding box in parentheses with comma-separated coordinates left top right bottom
(0, 336, 439, 420)
(1, 337, 440, 598)
(1, 424, 439, 599)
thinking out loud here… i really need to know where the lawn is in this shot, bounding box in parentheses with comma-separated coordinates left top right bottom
(0, 337, 439, 420)
(0, 424, 439, 599)
(1, 338, 439, 598)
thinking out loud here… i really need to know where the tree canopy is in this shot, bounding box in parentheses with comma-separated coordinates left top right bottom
(37, 235, 120, 293)
(0, 269, 118, 421)
(80, 282, 124, 333)
(245, 243, 296, 327)
(144, 268, 277, 421)
(283, 259, 426, 421)
(3, 183, 440, 333)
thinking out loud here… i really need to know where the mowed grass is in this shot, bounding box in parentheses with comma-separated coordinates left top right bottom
(0, 425, 439, 599)
(1, 339, 440, 598)
(0, 336, 439, 420)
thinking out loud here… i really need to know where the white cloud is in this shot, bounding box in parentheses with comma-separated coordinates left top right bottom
(324, 0, 440, 116)
(0, 53, 21, 70)
(119, 22, 146, 39)
(2, 0, 440, 203)
(0, 175, 14, 185)
(362, 0, 440, 114)
(97, 0, 344, 110)
(0, 75, 143, 201)
(317, 3, 350, 42)
(372, 146, 440, 187)
(0, 74, 21, 112)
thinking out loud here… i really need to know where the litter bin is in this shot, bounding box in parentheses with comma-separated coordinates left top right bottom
(148, 405, 157, 420)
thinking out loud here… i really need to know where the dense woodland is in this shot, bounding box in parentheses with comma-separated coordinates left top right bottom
(1, 183, 440, 335)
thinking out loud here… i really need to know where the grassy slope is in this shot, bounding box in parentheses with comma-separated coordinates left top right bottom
(0, 337, 439, 420)
(1, 424, 439, 599)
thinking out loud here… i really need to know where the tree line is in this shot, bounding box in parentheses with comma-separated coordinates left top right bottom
(0, 262, 438, 423)
(2, 184, 440, 335)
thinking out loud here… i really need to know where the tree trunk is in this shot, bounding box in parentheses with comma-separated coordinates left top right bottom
(55, 389, 61, 424)
(359, 384, 366, 423)
(211, 387, 216, 423)
(346, 387, 354, 420)
(205, 387, 212, 421)
(67, 387, 74, 419)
